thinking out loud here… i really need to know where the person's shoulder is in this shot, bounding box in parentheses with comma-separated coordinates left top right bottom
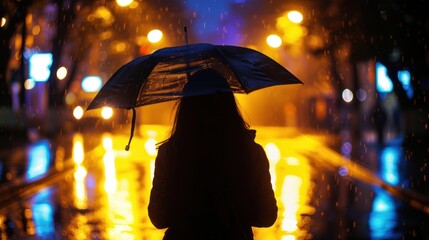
(245, 129, 264, 149)
(247, 129, 257, 140)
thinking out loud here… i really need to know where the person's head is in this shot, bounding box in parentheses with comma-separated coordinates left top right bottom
(170, 69, 249, 138)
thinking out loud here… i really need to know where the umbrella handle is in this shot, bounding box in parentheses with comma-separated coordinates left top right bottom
(125, 108, 136, 151)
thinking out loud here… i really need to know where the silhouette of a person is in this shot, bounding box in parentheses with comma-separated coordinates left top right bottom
(148, 69, 277, 240)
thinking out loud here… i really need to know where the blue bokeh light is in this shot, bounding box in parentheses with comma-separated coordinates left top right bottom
(26, 140, 51, 180)
(380, 146, 400, 185)
(29, 53, 53, 82)
(376, 62, 414, 98)
(82, 76, 103, 93)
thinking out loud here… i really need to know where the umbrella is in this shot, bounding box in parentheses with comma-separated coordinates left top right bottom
(87, 43, 302, 150)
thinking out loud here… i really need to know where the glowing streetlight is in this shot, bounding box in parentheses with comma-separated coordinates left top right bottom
(147, 29, 163, 43)
(266, 34, 282, 48)
(116, 0, 133, 7)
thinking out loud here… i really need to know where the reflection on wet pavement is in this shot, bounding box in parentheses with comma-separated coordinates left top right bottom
(0, 125, 428, 239)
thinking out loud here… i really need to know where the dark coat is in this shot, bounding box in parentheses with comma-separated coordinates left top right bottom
(148, 129, 277, 240)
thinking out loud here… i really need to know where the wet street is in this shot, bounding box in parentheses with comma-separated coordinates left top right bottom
(0, 125, 428, 240)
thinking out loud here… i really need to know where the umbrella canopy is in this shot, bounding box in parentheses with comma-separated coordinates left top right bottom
(86, 43, 303, 150)
(87, 43, 302, 110)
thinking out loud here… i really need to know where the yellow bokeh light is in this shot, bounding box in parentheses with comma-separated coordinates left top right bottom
(56, 66, 67, 80)
(103, 135, 114, 151)
(265, 142, 281, 163)
(104, 151, 117, 193)
(281, 175, 301, 232)
(116, 0, 133, 7)
(265, 142, 281, 190)
(1, 17, 6, 27)
(74, 165, 87, 180)
(147, 29, 163, 43)
(65, 92, 76, 105)
(24, 79, 35, 90)
(277, 12, 307, 45)
(266, 34, 282, 48)
(73, 106, 84, 120)
(287, 11, 303, 24)
(74, 165, 88, 209)
(73, 135, 84, 165)
(129, 1, 139, 9)
(101, 107, 113, 119)
(144, 138, 158, 156)
(112, 41, 127, 53)
(32, 25, 41, 35)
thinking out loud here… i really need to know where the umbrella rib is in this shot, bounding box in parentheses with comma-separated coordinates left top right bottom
(134, 57, 155, 108)
(212, 46, 245, 90)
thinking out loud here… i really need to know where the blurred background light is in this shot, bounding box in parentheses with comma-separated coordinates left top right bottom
(376, 62, 413, 98)
(397, 69, 413, 98)
(147, 29, 163, 43)
(116, 0, 133, 7)
(103, 134, 114, 151)
(65, 92, 76, 105)
(32, 203, 55, 236)
(56, 66, 68, 80)
(73, 106, 84, 120)
(144, 138, 158, 156)
(342, 89, 353, 103)
(81, 76, 102, 92)
(1, 17, 6, 27)
(101, 107, 113, 119)
(267, 34, 282, 48)
(356, 88, 367, 101)
(380, 146, 400, 185)
(73, 135, 84, 165)
(29, 53, 53, 82)
(287, 11, 303, 24)
(24, 79, 36, 90)
(32, 25, 41, 35)
(376, 63, 393, 92)
(26, 140, 51, 180)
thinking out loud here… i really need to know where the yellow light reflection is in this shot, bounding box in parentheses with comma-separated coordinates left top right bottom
(73, 134, 88, 210)
(278, 153, 314, 239)
(104, 151, 117, 193)
(103, 134, 114, 151)
(282, 235, 296, 240)
(265, 142, 281, 190)
(73, 135, 84, 165)
(281, 175, 301, 232)
(106, 179, 138, 239)
(74, 166, 88, 209)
